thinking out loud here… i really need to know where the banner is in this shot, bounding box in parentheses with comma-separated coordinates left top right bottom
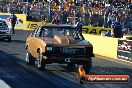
(117, 39, 132, 62)
(26, 21, 42, 30)
(82, 26, 111, 35)
(0, 13, 112, 32)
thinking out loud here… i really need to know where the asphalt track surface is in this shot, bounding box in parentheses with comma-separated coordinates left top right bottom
(0, 30, 132, 88)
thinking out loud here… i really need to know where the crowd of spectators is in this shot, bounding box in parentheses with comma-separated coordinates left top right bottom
(0, 1, 41, 21)
(0, 2, 26, 14)
(48, 0, 132, 31)
(0, 0, 131, 31)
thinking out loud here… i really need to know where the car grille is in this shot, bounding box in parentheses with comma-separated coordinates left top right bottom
(53, 47, 84, 55)
(0, 31, 6, 34)
(0, 27, 7, 30)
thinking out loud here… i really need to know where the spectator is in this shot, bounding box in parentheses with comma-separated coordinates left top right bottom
(107, 13, 112, 28)
(98, 11, 104, 27)
(61, 9, 69, 24)
(76, 10, 82, 19)
(112, 17, 123, 38)
(84, 10, 90, 26)
(52, 15, 60, 24)
(91, 12, 99, 26)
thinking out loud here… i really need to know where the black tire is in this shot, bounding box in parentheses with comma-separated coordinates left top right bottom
(37, 51, 46, 70)
(67, 63, 75, 72)
(26, 52, 35, 65)
(82, 58, 92, 74)
(7, 37, 11, 42)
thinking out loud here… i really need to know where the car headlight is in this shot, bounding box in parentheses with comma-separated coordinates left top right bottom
(6, 31, 11, 34)
(46, 47, 52, 51)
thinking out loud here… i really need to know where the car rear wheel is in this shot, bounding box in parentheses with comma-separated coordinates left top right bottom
(7, 37, 11, 42)
(37, 51, 46, 70)
(82, 58, 92, 74)
(26, 52, 35, 65)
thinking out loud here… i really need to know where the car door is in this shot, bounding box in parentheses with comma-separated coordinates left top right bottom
(28, 27, 40, 58)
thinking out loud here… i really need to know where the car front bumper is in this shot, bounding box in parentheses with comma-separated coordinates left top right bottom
(42, 56, 93, 64)
(42, 51, 94, 64)
(0, 34, 12, 38)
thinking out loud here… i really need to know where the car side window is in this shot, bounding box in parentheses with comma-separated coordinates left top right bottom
(35, 28, 41, 38)
(31, 27, 39, 37)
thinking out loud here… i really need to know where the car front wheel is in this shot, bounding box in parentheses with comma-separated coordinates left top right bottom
(82, 58, 92, 74)
(26, 52, 35, 65)
(37, 51, 46, 70)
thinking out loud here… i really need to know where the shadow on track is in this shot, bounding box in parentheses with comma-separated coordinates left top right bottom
(0, 50, 82, 88)
(0, 39, 25, 43)
(11, 40, 26, 43)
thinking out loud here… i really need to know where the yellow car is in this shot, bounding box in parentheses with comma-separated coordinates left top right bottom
(25, 24, 94, 73)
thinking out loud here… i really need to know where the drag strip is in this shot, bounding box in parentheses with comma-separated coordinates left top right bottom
(0, 30, 132, 88)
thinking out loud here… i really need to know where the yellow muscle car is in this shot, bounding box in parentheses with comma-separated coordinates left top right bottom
(25, 24, 94, 73)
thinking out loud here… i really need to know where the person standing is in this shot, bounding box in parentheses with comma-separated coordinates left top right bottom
(62, 9, 69, 24)
(76, 18, 84, 39)
(84, 10, 90, 26)
(52, 15, 60, 24)
(41, 15, 46, 25)
(112, 17, 123, 38)
(10, 12, 17, 34)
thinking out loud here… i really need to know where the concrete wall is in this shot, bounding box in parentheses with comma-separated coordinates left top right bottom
(83, 34, 119, 59)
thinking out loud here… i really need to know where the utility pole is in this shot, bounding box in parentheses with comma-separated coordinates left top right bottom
(47, 0, 51, 22)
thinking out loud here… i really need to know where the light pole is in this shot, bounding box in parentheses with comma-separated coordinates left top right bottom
(47, 0, 51, 22)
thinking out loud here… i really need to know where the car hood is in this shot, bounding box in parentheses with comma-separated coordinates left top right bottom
(40, 35, 91, 46)
(40, 37, 59, 45)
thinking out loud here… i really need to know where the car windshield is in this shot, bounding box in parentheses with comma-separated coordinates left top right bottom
(41, 27, 80, 38)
